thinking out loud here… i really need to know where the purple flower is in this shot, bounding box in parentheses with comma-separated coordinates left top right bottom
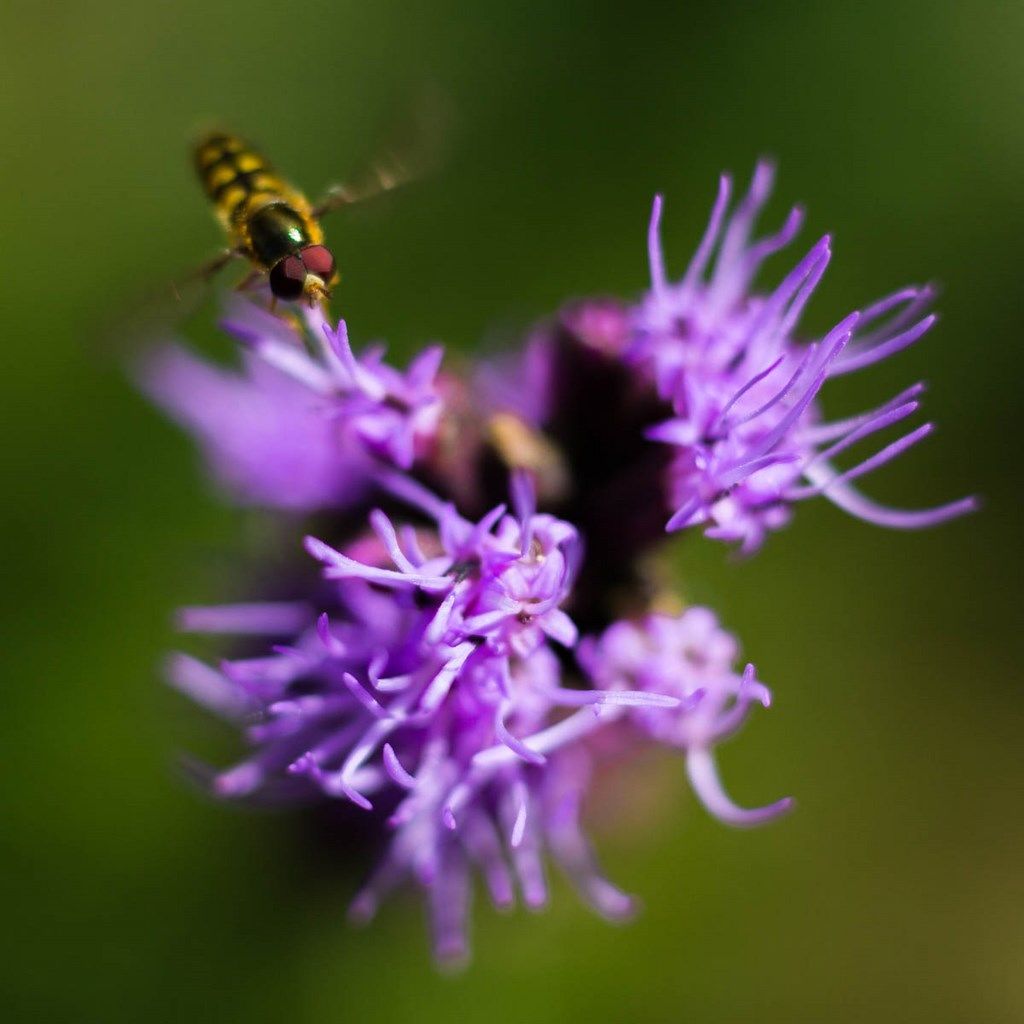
(578, 608, 793, 826)
(632, 162, 976, 551)
(141, 341, 373, 511)
(148, 157, 976, 966)
(168, 472, 677, 962)
(142, 297, 445, 509)
(229, 298, 445, 471)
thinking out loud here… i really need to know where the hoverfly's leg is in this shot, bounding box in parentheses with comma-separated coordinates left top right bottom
(235, 268, 263, 292)
(172, 248, 244, 301)
(201, 248, 242, 280)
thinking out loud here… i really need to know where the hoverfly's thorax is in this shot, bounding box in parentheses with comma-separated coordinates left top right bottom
(245, 203, 313, 267)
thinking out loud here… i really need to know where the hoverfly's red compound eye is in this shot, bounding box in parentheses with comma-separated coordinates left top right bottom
(268, 255, 306, 300)
(299, 244, 335, 281)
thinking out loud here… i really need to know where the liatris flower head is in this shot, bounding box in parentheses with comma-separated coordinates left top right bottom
(152, 160, 974, 964)
(144, 296, 445, 510)
(171, 469, 681, 961)
(579, 608, 792, 826)
(628, 162, 976, 551)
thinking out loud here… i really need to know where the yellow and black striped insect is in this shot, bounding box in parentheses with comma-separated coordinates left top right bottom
(192, 130, 411, 307)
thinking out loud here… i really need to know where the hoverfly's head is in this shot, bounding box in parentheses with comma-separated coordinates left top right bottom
(268, 245, 337, 306)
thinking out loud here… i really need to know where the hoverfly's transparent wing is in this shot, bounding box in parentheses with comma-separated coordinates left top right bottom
(94, 246, 257, 368)
(312, 86, 452, 218)
(311, 165, 413, 217)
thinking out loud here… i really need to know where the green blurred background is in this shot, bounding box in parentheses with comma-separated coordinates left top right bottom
(1, 1, 1020, 1021)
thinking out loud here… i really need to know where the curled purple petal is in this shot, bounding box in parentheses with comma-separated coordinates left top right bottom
(686, 747, 794, 827)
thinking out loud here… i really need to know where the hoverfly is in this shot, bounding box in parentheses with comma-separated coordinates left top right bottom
(191, 130, 416, 308)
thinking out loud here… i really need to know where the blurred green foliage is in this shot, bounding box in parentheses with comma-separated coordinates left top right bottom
(0, 1, 1020, 1021)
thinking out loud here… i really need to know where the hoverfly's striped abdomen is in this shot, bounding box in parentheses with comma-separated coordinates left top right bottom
(194, 132, 322, 270)
(195, 133, 282, 221)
